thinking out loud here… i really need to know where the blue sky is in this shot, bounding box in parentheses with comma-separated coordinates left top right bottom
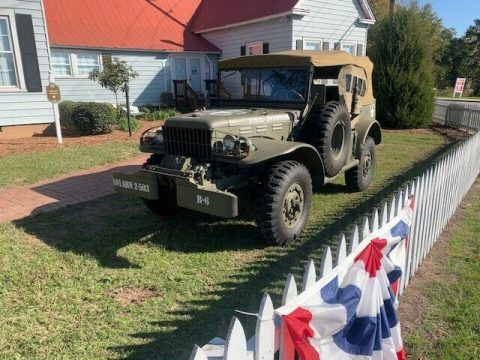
(418, 0, 478, 36)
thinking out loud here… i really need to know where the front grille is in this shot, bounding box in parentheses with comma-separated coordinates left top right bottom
(163, 126, 212, 160)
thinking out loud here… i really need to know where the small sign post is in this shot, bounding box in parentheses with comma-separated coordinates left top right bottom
(453, 78, 467, 98)
(47, 72, 63, 144)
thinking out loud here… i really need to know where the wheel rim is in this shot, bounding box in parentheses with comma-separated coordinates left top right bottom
(282, 182, 305, 229)
(331, 123, 345, 160)
(363, 150, 372, 177)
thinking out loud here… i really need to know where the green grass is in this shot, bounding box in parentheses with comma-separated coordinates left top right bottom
(0, 141, 139, 191)
(404, 181, 480, 359)
(0, 130, 457, 359)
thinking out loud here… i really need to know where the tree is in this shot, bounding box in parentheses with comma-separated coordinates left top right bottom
(369, 2, 435, 128)
(368, 0, 390, 19)
(462, 19, 480, 95)
(89, 57, 138, 116)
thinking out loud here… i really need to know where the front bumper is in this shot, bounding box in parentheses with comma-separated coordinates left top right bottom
(112, 169, 238, 218)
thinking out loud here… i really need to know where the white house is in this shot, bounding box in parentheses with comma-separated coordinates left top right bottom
(0, 0, 375, 138)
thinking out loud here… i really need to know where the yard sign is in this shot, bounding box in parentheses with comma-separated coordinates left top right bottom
(453, 78, 467, 97)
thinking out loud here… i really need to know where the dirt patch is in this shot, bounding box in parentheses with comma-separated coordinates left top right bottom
(108, 286, 162, 306)
(399, 180, 479, 335)
(0, 120, 163, 156)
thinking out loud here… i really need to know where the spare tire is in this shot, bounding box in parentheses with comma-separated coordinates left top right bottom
(310, 101, 352, 177)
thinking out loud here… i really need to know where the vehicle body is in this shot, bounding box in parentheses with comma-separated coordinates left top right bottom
(113, 50, 381, 244)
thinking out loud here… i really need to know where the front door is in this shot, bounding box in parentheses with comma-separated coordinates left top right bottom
(171, 57, 203, 94)
(188, 58, 202, 93)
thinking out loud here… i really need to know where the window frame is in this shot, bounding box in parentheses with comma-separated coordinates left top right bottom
(51, 50, 73, 78)
(246, 41, 263, 56)
(303, 37, 323, 51)
(340, 41, 357, 55)
(0, 10, 26, 92)
(51, 49, 102, 79)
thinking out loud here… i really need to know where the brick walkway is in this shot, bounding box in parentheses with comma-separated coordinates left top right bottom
(0, 154, 148, 223)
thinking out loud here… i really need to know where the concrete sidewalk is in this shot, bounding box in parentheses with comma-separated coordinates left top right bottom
(0, 154, 148, 223)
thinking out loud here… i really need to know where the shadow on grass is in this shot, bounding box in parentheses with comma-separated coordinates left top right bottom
(13, 135, 461, 359)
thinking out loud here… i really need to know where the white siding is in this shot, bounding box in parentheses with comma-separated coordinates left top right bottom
(54, 50, 170, 105)
(293, 0, 368, 53)
(0, 0, 54, 126)
(202, 17, 294, 59)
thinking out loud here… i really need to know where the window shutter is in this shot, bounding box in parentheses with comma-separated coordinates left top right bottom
(262, 42, 269, 54)
(296, 39, 303, 50)
(357, 44, 364, 56)
(322, 42, 330, 51)
(334, 42, 340, 50)
(15, 14, 42, 92)
(240, 45, 246, 56)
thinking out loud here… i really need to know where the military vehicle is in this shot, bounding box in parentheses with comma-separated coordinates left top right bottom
(113, 50, 381, 245)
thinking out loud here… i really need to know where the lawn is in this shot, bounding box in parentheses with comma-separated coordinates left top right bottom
(0, 129, 459, 359)
(402, 180, 480, 359)
(0, 141, 139, 191)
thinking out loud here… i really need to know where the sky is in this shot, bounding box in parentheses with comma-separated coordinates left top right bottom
(418, 0, 478, 36)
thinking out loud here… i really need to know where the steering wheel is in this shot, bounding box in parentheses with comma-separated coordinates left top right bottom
(272, 89, 305, 101)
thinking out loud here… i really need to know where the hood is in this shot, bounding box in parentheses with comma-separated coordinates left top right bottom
(164, 108, 299, 130)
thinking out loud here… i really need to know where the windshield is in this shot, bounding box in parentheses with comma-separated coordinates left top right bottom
(219, 68, 309, 102)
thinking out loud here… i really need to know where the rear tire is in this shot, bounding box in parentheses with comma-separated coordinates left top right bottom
(308, 101, 352, 177)
(345, 136, 376, 192)
(257, 161, 312, 245)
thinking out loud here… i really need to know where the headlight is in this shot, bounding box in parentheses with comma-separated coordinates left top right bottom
(223, 135, 236, 151)
(155, 130, 164, 144)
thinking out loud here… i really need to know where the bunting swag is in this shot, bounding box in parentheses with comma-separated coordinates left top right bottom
(282, 198, 414, 360)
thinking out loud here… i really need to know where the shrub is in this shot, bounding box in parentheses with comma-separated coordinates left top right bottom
(116, 116, 141, 132)
(144, 109, 180, 121)
(58, 101, 78, 130)
(369, 3, 435, 128)
(160, 92, 174, 109)
(71, 102, 117, 135)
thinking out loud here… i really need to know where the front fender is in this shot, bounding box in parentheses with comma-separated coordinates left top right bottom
(355, 120, 382, 154)
(239, 138, 325, 184)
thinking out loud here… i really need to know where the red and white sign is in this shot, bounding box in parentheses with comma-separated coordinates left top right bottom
(453, 78, 467, 97)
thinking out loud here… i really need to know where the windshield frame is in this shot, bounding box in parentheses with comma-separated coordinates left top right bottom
(217, 66, 313, 106)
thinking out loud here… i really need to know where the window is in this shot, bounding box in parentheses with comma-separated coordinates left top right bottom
(51, 51, 101, 77)
(341, 42, 356, 55)
(303, 38, 322, 51)
(51, 51, 72, 76)
(77, 53, 100, 75)
(0, 16, 18, 87)
(247, 42, 263, 55)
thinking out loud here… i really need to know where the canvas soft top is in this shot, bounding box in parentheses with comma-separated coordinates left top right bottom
(218, 50, 373, 73)
(219, 50, 375, 105)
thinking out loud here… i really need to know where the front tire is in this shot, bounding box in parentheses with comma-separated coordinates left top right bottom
(345, 136, 376, 192)
(257, 161, 313, 245)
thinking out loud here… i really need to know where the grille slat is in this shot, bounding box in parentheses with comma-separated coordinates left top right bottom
(163, 126, 212, 161)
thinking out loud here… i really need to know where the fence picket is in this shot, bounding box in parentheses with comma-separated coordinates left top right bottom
(320, 246, 333, 277)
(302, 259, 316, 292)
(189, 345, 209, 360)
(388, 196, 396, 222)
(255, 294, 275, 360)
(380, 202, 389, 228)
(349, 225, 360, 254)
(336, 234, 347, 266)
(371, 208, 379, 232)
(361, 217, 370, 240)
(224, 317, 247, 360)
(281, 275, 298, 306)
(396, 190, 404, 217)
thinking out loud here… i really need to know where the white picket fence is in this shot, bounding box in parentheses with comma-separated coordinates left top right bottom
(434, 100, 480, 130)
(189, 131, 480, 360)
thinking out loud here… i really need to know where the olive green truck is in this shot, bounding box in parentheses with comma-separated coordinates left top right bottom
(113, 50, 381, 245)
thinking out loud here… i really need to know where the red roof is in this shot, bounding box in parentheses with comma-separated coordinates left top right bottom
(190, 0, 300, 33)
(43, 0, 220, 52)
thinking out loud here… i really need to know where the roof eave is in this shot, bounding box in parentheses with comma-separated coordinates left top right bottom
(194, 8, 309, 34)
(50, 44, 221, 54)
